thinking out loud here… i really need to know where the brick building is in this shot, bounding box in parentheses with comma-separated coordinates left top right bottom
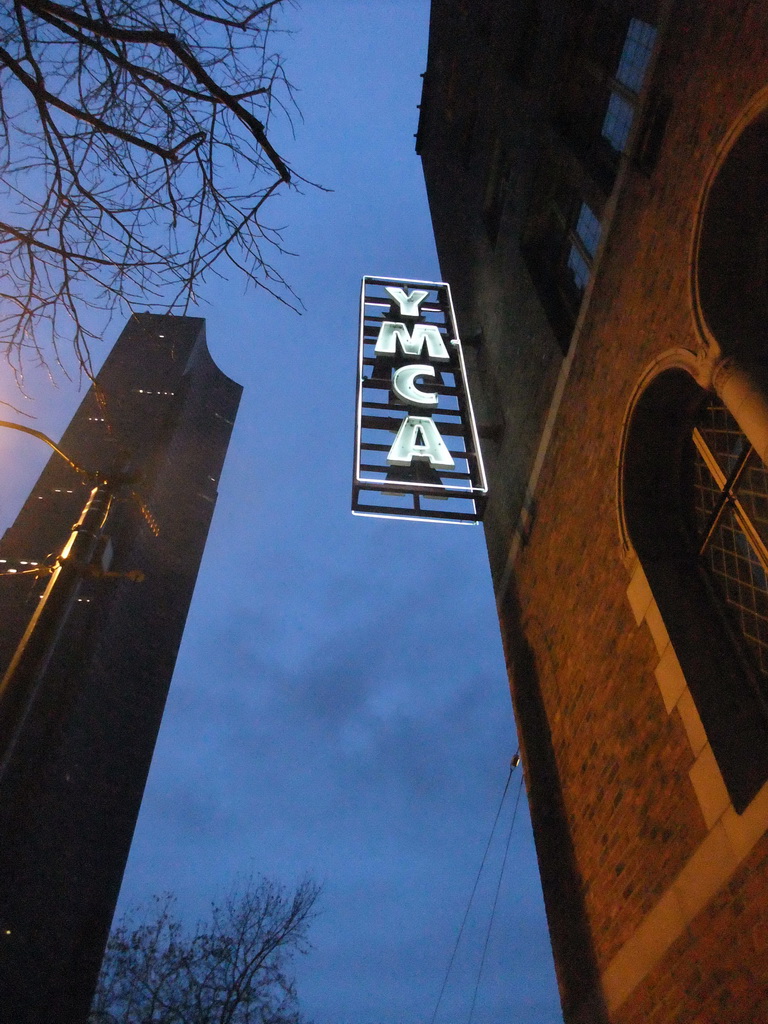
(417, 1, 768, 1021)
(0, 315, 241, 1023)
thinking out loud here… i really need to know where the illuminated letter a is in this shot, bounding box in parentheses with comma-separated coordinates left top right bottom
(387, 416, 455, 470)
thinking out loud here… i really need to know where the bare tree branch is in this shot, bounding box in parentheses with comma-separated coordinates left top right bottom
(0, 0, 301, 377)
(89, 875, 320, 1024)
(21, 0, 293, 181)
(0, 43, 206, 161)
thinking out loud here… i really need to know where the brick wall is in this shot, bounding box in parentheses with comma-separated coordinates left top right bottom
(420, 0, 768, 1017)
(615, 837, 768, 1024)
(506, 1, 768, 1018)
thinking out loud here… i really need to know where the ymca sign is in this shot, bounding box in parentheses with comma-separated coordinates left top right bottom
(352, 275, 487, 523)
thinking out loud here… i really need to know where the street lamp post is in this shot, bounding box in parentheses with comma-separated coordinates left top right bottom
(0, 422, 132, 781)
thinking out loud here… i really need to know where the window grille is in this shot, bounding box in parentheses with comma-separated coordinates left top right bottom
(691, 395, 768, 683)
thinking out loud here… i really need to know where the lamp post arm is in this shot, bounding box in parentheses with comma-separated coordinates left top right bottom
(0, 420, 96, 479)
(0, 480, 117, 782)
(0, 419, 133, 784)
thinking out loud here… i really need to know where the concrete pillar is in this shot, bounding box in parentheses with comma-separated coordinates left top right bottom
(712, 356, 768, 466)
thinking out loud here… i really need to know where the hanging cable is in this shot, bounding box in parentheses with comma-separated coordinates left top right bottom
(467, 769, 524, 1024)
(429, 753, 520, 1024)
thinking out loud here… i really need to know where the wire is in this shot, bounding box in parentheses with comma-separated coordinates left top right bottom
(467, 770, 524, 1024)
(429, 756, 519, 1024)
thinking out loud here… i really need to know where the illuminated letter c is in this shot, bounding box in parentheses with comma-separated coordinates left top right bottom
(392, 365, 438, 407)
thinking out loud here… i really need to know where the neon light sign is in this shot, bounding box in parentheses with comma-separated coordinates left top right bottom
(352, 275, 487, 523)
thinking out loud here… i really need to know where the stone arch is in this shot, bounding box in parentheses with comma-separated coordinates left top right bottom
(617, 347, 706, 559)
(693, 88, 768, 361)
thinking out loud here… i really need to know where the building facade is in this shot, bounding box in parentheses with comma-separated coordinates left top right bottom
(418, 2, 768, 1021)
(0, 314, 241, 1023)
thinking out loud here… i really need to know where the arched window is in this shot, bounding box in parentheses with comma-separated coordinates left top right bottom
(689, 394, 768, 691)
(622, 368, 768, 813)
(621, 96, 768, 812)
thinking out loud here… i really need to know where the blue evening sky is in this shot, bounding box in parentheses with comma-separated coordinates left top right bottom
(0, 3, 562, 1023)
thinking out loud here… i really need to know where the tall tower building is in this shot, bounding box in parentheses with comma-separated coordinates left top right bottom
(0, 314, 242, 1023)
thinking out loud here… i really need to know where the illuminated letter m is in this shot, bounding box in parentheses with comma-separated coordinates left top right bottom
(374, 322, 450, 362)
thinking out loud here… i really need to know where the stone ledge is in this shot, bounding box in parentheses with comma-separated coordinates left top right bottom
(602, 820, 741, 1012)
(688, 743, 731, 831)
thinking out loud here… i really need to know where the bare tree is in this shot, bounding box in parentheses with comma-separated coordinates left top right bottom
(89, 875, 321, 1024)
(0, 0, 301, 378)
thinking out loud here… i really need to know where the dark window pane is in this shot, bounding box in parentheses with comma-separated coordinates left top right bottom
(704, 505, 768, 679)
(567, 244, 590, 291)
(692, 394, 768, 687)
(602, 92, 634, 152)
(574, 202, 601, 256)
(616, 19, 657, 92)
(691, 444, 722, 536)
(696, 396, 748, 478)
(735, 452, 768, 550)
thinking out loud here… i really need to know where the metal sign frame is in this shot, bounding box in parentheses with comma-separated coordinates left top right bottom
(352, 275, 488, 524)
